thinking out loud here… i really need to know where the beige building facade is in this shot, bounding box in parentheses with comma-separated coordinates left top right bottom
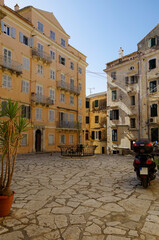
(105, 26, 159, 154)
(86, 92, 107, 154)
(0, 1, 87, 153)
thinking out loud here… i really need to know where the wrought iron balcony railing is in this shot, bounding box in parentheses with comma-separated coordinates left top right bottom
(31, 93, 54, 105)
(57, 81, 80, 95)
(56, 121, 82, 129)
(0, 56, 22, 74)
(32, 48, 52, 64)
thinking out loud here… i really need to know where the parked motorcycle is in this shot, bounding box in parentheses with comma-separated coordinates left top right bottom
(133, 139, 157, 188)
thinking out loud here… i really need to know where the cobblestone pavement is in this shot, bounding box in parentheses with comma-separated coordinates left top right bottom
(0, 154, 159, 240)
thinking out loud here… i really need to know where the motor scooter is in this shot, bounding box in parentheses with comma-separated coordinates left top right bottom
(133, 139, 157, 188)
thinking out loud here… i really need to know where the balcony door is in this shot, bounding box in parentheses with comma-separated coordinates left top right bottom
(3, 48, 12, 66)
(36, 85, 43, 102)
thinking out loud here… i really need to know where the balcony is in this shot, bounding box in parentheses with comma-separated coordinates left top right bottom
(57, 81, 80, 95)
(32, 48, 52, 64)
(56, 121, 81, 129)
(0, 56, 22, 75)
(31, 93, 54, 106)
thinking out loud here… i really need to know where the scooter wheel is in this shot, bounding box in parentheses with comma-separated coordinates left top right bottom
(142, 178, 148, 189)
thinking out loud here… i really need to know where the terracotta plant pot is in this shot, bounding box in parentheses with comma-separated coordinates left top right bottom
(0, 192, 14, 217)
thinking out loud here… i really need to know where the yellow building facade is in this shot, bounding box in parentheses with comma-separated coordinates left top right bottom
(105, 26, 159, 154)
(86, 92, 107, 154)
(0, 1, 87, 153)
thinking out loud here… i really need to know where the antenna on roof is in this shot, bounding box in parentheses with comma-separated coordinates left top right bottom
(88, 87, 95, 94)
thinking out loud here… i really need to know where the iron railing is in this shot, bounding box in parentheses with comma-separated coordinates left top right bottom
(58, 144, 97, 157)
(32, 48, 52, 63)
(57, 81, 80, 95)
(0, 56, 22, 74)
(56, 121, 81, 129)
(31, 93, 54, 105)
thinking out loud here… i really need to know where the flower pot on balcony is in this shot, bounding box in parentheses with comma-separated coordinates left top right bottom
(0, 192, 14, 217)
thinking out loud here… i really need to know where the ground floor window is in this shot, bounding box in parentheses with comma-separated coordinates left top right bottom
(69, 135, 74, 144)
(151, 128, 158, 142)
(112, 129, 117, 141)
(21, 134, 27, 146)
(49, 134, 54, 145)
(60, 134, 66, 144)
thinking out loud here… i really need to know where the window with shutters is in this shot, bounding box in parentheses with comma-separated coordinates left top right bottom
(60, 134, 66, 144)
(130, 118, 136, 128)
(149, 59, 156, 70)
(86, 116, 89, 124)
(20, 32, 34, 47)
(150, 104, 157, 117)
(79, 82, 82, 91)
(37, 64, 43, 75)
(149, 80, 157, 93)
(69, 135, 74, 144)
(49, 89, 55, 101)
(112, 90, 117, 101)
(37, 21, 43, 33)
(70, 61, 74, 70)
(70, 78, 74, 90)
(50, 30, 55, 41)
(50, 50, 55, 60)
(60, 93, 65, 103)
(111, 72, 116, 80)
(125, 76, 129, 85)
(59, 55, 65, 65)
(78, 66, 82, 74)
(23, 56, 30, 70)
(21, 105, 31, 119)
(110, 110, 119, 120)
(112, 129, 117, 141)
(22, 80, 29, 93)
(130, 96, 135, 105)
(1, 21, 16, 38)
(36, 108, 42, 121)
(49, 134, 54, 145)
(3, 48, 12, 64)
(61, 38, 65, 47)
(148, 38, 156, 48)
(50, 69, 55, 80)
(130, 75, 138, 84)
(37, 42, 43, 52)
(70, 96, 74, 105)
(49, 110, 54, 122)
(78, 98, 82, 107)
(78, 115, 82, 124)
(21, 134, 27, 146)
(2, 74, 11, 88)
(1, 101, 8, 114)
(95, 116, 99, 123)
(36, 85, 43, 96)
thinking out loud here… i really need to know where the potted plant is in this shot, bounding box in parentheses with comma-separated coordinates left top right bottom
(0, 99, 28, 217)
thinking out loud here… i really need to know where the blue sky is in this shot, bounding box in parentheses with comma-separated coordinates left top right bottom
(5, 0, 159, 95)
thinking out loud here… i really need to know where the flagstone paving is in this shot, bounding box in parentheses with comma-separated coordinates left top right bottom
(0, 154, 159, 240)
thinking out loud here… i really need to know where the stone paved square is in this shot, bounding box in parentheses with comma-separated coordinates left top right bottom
(0, 154, 159, 240)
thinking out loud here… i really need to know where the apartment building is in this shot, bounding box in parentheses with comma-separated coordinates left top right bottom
(0, 1, 87, 153)
(86, 92, 107, 154)
(105, 26, 159, 154)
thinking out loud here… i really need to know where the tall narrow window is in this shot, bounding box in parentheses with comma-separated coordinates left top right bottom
(50, 30, 55, 41)
(61, 38, 65, 47)
(149, 59, 156, 70)
(37, 21, 43, 33)
(151, 104, 157, 117)
(131, 96, 135, 105)
(22, 80, 29, 93)
(112, 90, 117, 101)
(112, 129, 117, 141)
(2, 74, 11, 88)
(130, 118, 136, 128)
(149, 80, 157, 93)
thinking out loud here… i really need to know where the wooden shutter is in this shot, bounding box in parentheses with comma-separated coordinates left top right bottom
(20, 32, 23, 42)
(11, 27, 16, 39)
(1, 20, 4, 32)
(29, 37, 34, 47)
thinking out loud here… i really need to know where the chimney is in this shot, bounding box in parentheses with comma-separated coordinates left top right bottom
(118, 47, 124, 58)
(14, 4, 19, 11)
(0, 0, 4, 6)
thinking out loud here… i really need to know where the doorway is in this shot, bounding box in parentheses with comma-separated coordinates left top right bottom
(35, 129, 41, 152)
(102, 147, 105, 154)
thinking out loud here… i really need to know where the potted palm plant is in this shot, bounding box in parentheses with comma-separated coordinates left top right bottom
(0, 99, 28, 217)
